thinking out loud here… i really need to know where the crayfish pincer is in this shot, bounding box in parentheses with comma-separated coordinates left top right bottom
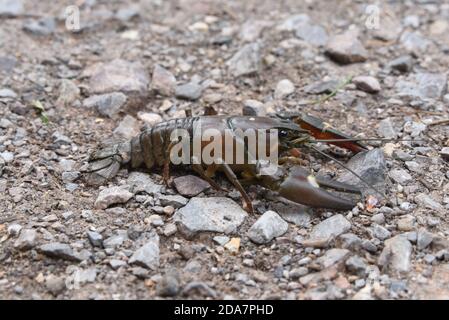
(83, 114, 364, 213)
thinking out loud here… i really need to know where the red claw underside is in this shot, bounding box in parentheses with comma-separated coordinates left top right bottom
(296, 114, 368, 154)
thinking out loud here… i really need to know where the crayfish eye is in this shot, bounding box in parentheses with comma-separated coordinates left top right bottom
(279, 130, 289, 138)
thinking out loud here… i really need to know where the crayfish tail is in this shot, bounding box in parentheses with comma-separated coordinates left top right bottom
(82, 141, 132, 185)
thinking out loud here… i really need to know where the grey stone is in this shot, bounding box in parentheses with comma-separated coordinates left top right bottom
(7, 223, 22, 237)
(378, 235, 412, 275)
(440, 147, 449, 161)
(163, 223, 177, 237)
(242, 99, 266, 116)
(393, 150, 414, 162)
(113, 115, 140, 139)
(295, 23, 328, 46)
(57, 80, 80, 107)
(0, 0, 24, 17)
(174, 197, 247, 236)
(23, 17, 56, 36)
(62, 171, 80, 183)
(362, 239, 377, 253)
(353, 76, 381, 94)
(395, 72, 447, 101)
(129, 233, 160, 270)
(94, 186, 133, 209)
(0, 56, 16, 72)
(400, 31, 431, 53)
(417, 229, 434, 250)
(227, 43, 261, 77)
(277, 14, 310, 31)
(89, 59, 149, 96)
(14, 229, 37, 250)
(372, 224, 391, 241)
(405, 161, 421, 173)
(213, 236, 230, 246)
(52, 131, 72, 146)
(183, 260, 202, 273)
(403, 15, 420, 28)
(274, 79, 295, 99)
(109, 259, 127, 270)
(289, 267, 309, 279)
(156, 272, 180, 297)
(0, 118, 13, 128)
(423, 254, 435, 264)
(389, 169, 412, 185)
(239, 20, 271, 42)
(247, 211, 288, 244)
(148, 214, 164, 226)
(345, 256, 368, 276)
(371, 11, 402, 41)
(38, 243, 82, 262)
(175, 82, 203, 101)
(377, 118, 397, 139)
(65, 183, 79, 192)
(387, 55, 413, 73)
(339, 148, 386, 193)
(403, 121, 426, 137)
(87, 231, 103, 247)
(173, 175, 210, 197)
(59, 159, 76, 172)
(181, 281, 217, 298)
(415, 193, 443, 211)
(0, 151, 14, 163)
(371, 213, 385, 225)
(397, 215, 416, 231)
(325, 31, 368, 64)
(273, 202, 311, 227)
(303, 80, 339, 94)
(72, 267, 97, 284)
(444, 94, 449, 104)
(137, 112, 163, 127)
(127, 172, 162, 195)
(0, 88, 17, 98)
(83, 92, 127, 118)
(127, 225, 143, 240)
(309, 214, 351, 242)
(316, 248, 350, 268)
(338, 233, 362, 250)
(115, 5, 139, 21)
(158, 194, 188, 208)
(45, 275, 66, 296)
(103, 230, 128, 248)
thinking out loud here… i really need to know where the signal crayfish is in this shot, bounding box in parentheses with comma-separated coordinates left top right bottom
(83, 112, 372, 214)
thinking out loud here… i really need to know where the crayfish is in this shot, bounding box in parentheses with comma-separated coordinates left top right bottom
(84, 112, 369, 213)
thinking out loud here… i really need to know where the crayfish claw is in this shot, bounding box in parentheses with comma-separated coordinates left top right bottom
(277, 167, 359, 211)
(314, 175, 361, 194)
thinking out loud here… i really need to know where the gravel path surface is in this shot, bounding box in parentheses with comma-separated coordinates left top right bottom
(1, 0, 448, 299)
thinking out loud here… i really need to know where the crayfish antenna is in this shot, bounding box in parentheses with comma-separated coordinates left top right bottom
(307, 145, 387, 201)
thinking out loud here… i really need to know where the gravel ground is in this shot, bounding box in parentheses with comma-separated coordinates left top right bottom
(1, 0, 449, 300)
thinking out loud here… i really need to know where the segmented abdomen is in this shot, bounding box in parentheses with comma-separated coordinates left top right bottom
(130, 116, 199, 170)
